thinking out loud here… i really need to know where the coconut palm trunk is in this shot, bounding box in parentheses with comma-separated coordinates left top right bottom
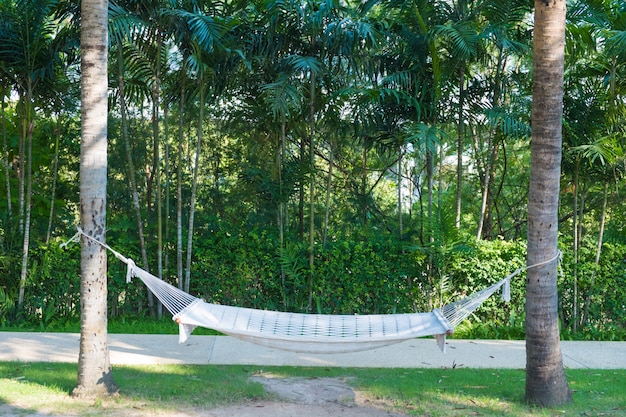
(525, 0, 571, 406)
(73, 0, 117, 398)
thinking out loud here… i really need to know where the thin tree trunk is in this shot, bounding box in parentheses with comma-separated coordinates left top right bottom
(456, 66, 465, 229)
(164, 104, 170, 288)
(571, 160, 579, 332)
(117, 44, 153, 312)
(322, 140, 334, 249)
(184, 78, 204, 294)
(307, 71, 316, 311)
(152, 37, 163, 320)
(278, 122, 287, 308)
(298, 136, 305, 239)
(1, 89, 12, 218)
(18, 78, 35, 307)
(477, 131, 495, 240)
(362, 146, 368, 225)
(582, 182, 608, 327)
(74, 0, 117, 397)
(397, 145, 403, 241)
(46, 116, 61, 243)
(177, 61, 186, 290)
(525, 0, 571, 406)
(156, 110, 163, 319)
(477, 47, 505, 240)
(17, 112, 33, 308)
(18, 100, 25, 231)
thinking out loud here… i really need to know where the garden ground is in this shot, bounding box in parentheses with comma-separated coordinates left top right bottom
(1, 332, 625, 417)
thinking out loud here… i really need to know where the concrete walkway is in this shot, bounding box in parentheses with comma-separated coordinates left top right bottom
(0, 332, 624, 369)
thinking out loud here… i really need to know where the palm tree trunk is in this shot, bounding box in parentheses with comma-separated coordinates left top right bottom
(1, 89, 12, 218)
(582, 181, 608, 326)
(18, 81, 34, 308)
(117, 44, 153, 312)
(163, 104, 171, 290)
(456, 66, 465, 229)
(298, 135, 305, 238)
(307, 71, 316, 311)
(322, 139, 334, 249)
(176, 59, 187, 290)
(18, 101, 25, 231)
(278, 122, 287, 308)
(397, 144, 403, 241)
(151, 37, 163, 319)
(184, 77, 204, 294)
(73, 0, 117, 397)
(17, 118, 32, 308)
(571, 160, 579, 332)
(525, 0, 571, 406)
(361, 146, 368, 225)
(46, 116, 61, 243)
(477, 46, 506, 240)
(177, 60, 186, 290)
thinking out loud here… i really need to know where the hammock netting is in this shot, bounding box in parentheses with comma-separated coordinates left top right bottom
(69, 229, 553, 355)
(125, 258, 514, 354)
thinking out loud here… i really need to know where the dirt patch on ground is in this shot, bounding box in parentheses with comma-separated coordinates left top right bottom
(204, 374, 407, 417)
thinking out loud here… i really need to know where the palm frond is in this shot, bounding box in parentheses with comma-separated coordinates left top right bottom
(261, 73, 305, 120)
(434, 20, 479, 61)
(161, 8, 228, 52)
(109, 1, 145, 44)
(484, 107, 530, 138)
(568, 135, 621, 166)
(282, 54, 324, 76)
(405, 122, 445, 154)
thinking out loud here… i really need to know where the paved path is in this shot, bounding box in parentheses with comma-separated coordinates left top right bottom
(0, 332, 624, 369)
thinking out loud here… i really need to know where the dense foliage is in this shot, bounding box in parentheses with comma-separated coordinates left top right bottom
(0, 0, 624, 340)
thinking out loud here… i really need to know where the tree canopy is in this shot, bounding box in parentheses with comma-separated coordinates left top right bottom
(0, 0, 624, 341)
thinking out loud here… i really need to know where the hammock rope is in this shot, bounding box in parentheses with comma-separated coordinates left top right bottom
(67, 228, 561, 354)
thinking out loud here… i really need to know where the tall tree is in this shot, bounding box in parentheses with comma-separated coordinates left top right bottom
(0, 0, 62, 307)
(73, 0, 117, 398)
(525, 0, 571, 406)
(0, 87, 10, 218)
(109, 1, 153, 309)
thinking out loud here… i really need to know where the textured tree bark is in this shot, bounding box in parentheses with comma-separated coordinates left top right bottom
(525, 0, 571, 407)
(73, 0, 117, 398)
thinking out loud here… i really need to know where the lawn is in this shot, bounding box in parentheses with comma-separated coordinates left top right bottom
(0, 362, 624, 416)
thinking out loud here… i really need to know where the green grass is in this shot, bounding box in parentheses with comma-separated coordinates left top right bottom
(0, 362, 624, 416)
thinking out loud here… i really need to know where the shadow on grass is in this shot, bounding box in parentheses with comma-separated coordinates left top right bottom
(0, 362, 77, 416)
(0, 362, 267, 415)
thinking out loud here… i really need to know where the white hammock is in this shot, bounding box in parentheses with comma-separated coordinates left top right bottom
(127, 262, 512, 353)
(68, 229, 558, 354)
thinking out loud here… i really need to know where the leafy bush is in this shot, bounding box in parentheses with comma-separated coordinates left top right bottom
(3, 223, 624, 341)
(312, 239, 421, 314)
(191, 228, 423, 314)
(559, 239, 626, 340)
(446, 239, 527, 339)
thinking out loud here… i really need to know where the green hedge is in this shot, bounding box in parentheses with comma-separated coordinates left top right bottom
(4, 228, 625, 340)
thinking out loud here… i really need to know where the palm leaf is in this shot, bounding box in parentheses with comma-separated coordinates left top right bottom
(261, 73, 305, 120)
(568, 135, 621, 166)
(434, 20, 479, 61)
